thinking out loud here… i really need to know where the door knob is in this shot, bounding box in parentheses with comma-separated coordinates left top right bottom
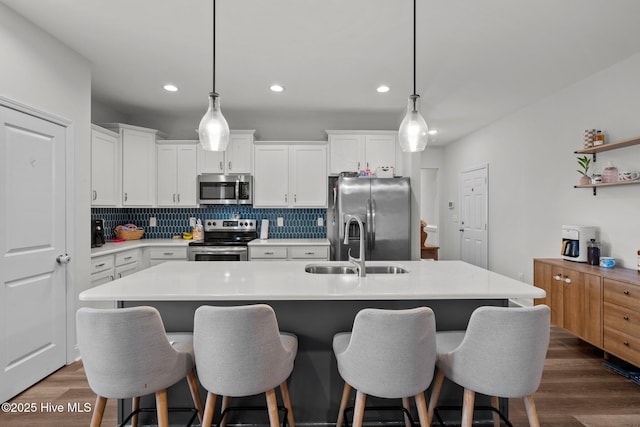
(56, 254, 71, 265)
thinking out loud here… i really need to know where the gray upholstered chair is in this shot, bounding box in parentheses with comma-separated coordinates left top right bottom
(193, 304, 298, 427)
(333, 307, 437, 427)
(427, 305, 551, 427)
(76, 306, 204, 427)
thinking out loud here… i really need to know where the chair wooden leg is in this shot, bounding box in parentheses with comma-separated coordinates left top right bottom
(155, 389, 169, 427)
(131, 396, 140, 427)
(336, 382, 352, 427)
(186, 370, 204, 423)
(427, 369, 445, 424)
(461, 389, 475, 427)
(523, 395, 541, 427)
(220, 395, 230, 427)
(491, 396, 500, 427)
(280, 380, 296, 427)
(402, 397, 412, 427)
(414, 391, 431, 427)
(352, 390, 367, 427)
(90, 395, 107, 427)
(202, 392, 217, 427)
(266, 388, 281, 427)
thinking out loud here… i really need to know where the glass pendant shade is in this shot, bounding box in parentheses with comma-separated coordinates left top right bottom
(398, 94, 429, 152)
(198, 92, 230, 151)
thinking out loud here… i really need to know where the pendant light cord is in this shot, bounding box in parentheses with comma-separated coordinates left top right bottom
(412, 0, 416, 96)
(212, 0, 216, 93)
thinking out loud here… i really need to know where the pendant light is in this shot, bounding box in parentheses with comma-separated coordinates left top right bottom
(198, 0, 230, 151)
(398, 0, 429, 152)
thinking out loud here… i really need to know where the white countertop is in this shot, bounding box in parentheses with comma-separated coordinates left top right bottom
(248, 238, 330, 246)
(79, 260, 545, 301)
(91, 239, 189, 257)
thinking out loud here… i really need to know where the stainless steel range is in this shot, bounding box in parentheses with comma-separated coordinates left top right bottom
(187, 219, 257, 261)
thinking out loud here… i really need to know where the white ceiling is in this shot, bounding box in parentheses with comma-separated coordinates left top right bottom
(3, 0, 640, 144)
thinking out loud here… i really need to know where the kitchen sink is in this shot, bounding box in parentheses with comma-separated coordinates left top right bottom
(304, 264, 408, 275)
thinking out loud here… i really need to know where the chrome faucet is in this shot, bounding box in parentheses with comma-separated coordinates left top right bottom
(344, 215, 366, 277)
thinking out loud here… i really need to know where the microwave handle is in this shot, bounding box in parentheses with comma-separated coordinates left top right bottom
(235, 177, 240, 204)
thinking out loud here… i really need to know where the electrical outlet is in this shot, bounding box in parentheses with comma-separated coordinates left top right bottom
(317, 217, 324, 227)
(149, 217, 157, 227)
(189, 217, 196, 227)
(277, 217, 284, 227)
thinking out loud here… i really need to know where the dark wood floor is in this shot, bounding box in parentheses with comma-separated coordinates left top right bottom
(1, 327, 640, 426)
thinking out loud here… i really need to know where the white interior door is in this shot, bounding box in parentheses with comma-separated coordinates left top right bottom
(0, 105, 67, 402)
(459, 166, 488, 268)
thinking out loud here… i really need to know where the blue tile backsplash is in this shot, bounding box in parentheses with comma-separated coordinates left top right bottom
(92, 206, 327, 240)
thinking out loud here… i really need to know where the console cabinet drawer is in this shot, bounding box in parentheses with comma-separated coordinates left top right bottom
(289, 246, 329, 260)
(115, 249, 140, 266)
(250, 247, 288, 259)
(604, 302, 640, 339)
(604, 327, 640, 367)
(90, 255, 114, 274)
(604, 279, 640, 311)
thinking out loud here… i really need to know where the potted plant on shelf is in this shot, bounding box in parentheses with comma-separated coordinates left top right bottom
(577, 155, 591, 185)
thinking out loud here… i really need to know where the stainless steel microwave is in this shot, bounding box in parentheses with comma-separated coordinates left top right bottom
(197, 174, 252, 205)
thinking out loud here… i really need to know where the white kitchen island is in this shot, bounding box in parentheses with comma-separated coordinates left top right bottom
(80, 260, 545, 425)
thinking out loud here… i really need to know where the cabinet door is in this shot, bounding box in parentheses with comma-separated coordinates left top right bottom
(197, 145, 225, 174)
(122, 128, 155, 206)
(254, 145, 289, 207)
(176, 145, 197, 206)
(533, 261, 563, 327)
(329, 134, 363, 174)
(91, 128, 118, 206)
(364, 134, 396, 171)
(563, 270, 602, 346)
(227, 133, 253, 174)
(290, 145, 327, 207)
(156, 145, 178, 206)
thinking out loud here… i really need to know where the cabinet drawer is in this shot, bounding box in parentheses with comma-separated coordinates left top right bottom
(289, 246, 329, 260)
(149, 247, 187, 260)
(604, 302, 640, 339)
(90, 255, 114, 274)
(115, 249, 140, 266)
(604, 326, 640, 367)
(604, 279, 640, 311)
(250, 247, 287, 259)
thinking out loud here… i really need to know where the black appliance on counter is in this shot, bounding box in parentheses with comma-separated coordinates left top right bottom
(187, 219, 257, 261)
(91, 219, 106, 248)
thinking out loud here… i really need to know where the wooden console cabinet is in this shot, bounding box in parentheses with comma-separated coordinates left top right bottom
(534, 258, 640, 366)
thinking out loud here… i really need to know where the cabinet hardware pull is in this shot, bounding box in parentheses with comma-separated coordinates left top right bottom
(219, 161, 223, 171)
(624, 341, 630, 346)
(554, 274, 561, 281)
(305, 252, 315, 255)
(173, 193, 176, 202)
(124, 192, 128, 201)
(229, 161, 232, 170)
(285, 194, 288, 202)
(164, 253, 173, 256)
(96, 263, 105, 267)
(265, 252, 274, 255)
(624, 290, 630, 295)
(93, 190, 97, 201)
(294, 194, 297, 203)
(564, 276, 571, 284)
(624, 316, 630, 321)
(110, 276, 114, 281)
(177, 193, 180, 203)
(118, 273, 122, 278)
(124, 256, 132, 260)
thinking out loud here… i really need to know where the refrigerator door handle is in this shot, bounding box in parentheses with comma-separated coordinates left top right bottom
(370, 198, 376, 250)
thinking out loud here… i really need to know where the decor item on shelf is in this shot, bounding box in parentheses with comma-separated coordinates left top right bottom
(398, 0, 429, 153)
(593, 130, 605, 146)
(576, 155, 591, 185)
(583, 129, 596, 148)
(619, 170, 640, 181)
(591, 173, 602, 184)
(198, 0, 230, 152)
(602, 162, 618, 183)
(420, 220, 427, 247)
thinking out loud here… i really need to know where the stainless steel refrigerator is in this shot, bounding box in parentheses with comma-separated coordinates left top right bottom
(328, 176, 411, 261)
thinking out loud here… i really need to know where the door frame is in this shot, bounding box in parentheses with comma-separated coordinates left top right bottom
(1, 95, 75, 364)
(458, 163, 489, 268)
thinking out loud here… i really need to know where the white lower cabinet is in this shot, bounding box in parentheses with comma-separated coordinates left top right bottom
(114, 249, 141, 279)
(147, 247, 188, 267)
(89, 255, 116, 309)
(249, 243, 329, 261)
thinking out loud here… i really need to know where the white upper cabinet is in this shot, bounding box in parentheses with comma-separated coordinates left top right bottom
(197, 130, 254, 174)
(326, 130, 401, 176)
(156, 142, 198, 207)
(254, 143, 327, 208)
(90, 125, 119, 206)
(101, 123, 161, 206)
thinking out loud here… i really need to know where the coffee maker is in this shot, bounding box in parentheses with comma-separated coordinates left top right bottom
(91, 219, 106, 248)
(561, 225, 597, 263)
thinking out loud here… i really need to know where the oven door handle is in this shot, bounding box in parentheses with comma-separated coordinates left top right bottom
(190, 247, 248, 253)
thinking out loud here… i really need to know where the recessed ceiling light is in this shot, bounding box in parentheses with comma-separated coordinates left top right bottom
(163, 84, 178, 92)
(270, 84, 285, 92)
(377, 85, 390, 93)
(428, 129, 438, 135)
